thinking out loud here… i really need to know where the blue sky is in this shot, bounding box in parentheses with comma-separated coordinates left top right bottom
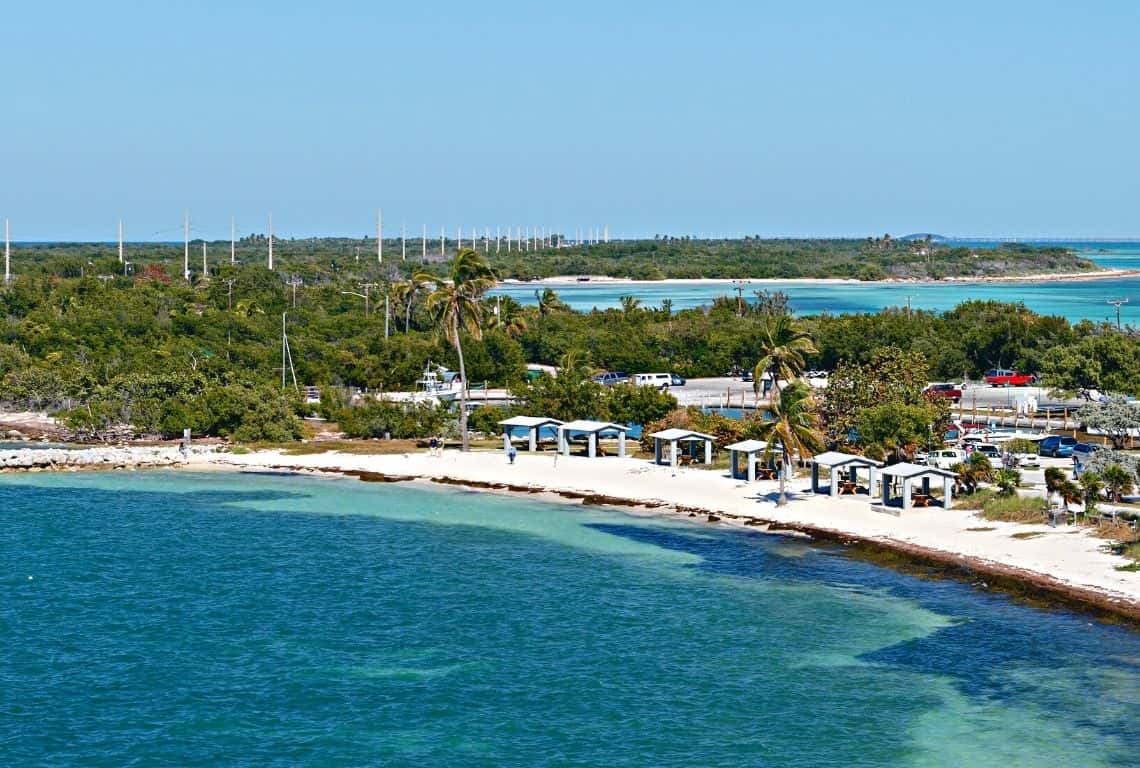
(3, 1, 1137, 240)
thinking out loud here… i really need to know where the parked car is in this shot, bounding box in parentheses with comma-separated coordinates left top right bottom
(1038, 435, 1078, 458)
(970, 443, 1002, 461)
(923, 382, 963, 403)
(984, 368, 1036, 387)
(632, 373, 672, 390)
(591, 371, 629, 386)
(1014, 453, 1041, 469)
(669, 373, 686, 386)
(1072, 442, 1103, 461)
(927, 448, 967, 469)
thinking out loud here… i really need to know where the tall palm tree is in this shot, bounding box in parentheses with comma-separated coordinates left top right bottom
(404, 270, 433, 332)
(425, 249, 496, 450)
(753, 314, 817, 402)
(534, 287, 569, 317)
(758, 381, 823, 506)
(488, 295, 528, 338)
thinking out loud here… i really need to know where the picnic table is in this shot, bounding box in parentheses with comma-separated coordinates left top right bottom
(755, 465, 778, 480)
(911, 493, 933, 508)
(839, 481, 858, 495)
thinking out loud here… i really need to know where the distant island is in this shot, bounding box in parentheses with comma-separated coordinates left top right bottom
(4, 235, 1102, 282)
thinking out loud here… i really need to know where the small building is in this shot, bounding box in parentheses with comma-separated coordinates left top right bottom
(498, 416, 564, 452)
(724, 439, 771, 482)
(810, 451, 883, 497)
(557, 420, 630, 458)
(648, 428, 716, 468)
(878, 462, 957, 510)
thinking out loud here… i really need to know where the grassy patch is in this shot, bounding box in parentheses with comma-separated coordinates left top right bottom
(953, 489, 998, 510)
(978, 495, 1048, 523)
(1010, 531, 1045, 540)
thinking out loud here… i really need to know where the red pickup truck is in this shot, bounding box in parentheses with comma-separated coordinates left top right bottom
(923, 383, 962, 403)
(984, 368, 1035, 387)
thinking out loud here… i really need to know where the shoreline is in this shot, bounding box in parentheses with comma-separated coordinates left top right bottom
(498, 267, 1139, 288)
(192, 449, 1140, 625)
(6, 445, 1138, 624)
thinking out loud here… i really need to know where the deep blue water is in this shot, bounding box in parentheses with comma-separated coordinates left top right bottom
(1, 471, 1138, 766)
(492, 242, 1140, 324)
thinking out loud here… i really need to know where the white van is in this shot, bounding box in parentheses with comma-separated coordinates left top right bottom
(927, 449, 967, 470)
(632, 373, 672, 390)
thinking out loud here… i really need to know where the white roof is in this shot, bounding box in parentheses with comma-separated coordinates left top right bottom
(879, 461, 957, 479)
(558, 419, 629, 433)
(498, 416, 564, 428)
(648, 428, 717, 442)
(725, 439, 769, 453)
(812, 451, 883, 468)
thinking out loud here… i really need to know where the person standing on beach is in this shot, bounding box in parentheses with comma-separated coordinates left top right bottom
(508, 445, 517, 465)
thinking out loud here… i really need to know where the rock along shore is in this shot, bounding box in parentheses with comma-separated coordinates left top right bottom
(0, 445, 195, 471)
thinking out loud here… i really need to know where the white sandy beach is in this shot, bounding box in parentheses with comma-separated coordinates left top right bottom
(193, 448, 1140, 615)
(499, 267, 1139, 287)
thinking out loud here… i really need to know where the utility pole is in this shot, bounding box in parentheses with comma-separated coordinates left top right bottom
(422, 224, 427, 261)
(732, 279, 745, 317)
(184, 210, 191, 281)
(287, 275, 302, 308)
(1107, 298, 1129, 330)
(401, 222, 406, 261)
(440, 225, 445, 257)
(118, 219, 124, 263)
(230, 216, 236, 264)
(201, 242, 208, 278)
(377, 208, 383, 263)
(222, 278, 237, 311)
(267, 214, 274, 270)
(4, 218, 9, 283)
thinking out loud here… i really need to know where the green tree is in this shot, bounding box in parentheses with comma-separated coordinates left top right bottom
(1080, 472, 1104, 515)
(752, 315, 817, 402)
(855, 402, 939, 461)
(1100, 463, 1134, 502)
(520, 349, 607, 422)
(606, 383, 677, 426)
(424, 249, 496, 450)
(1079, 396, 1140, 450)
(994, 468, 1021, 497)
(758, 381, 823, 506)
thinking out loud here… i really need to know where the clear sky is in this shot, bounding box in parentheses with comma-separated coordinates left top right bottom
(3, 1, 1137, 241)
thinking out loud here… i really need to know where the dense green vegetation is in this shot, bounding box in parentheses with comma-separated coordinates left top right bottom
(4, 235, 1094, 282)
(0, 243, 1135, 442)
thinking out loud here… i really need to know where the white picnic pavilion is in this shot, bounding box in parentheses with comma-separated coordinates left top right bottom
(498, 416, 564, 451)
(557, 420, 629, 458)
(811, 451, 883, 497)
(648, 428, 716, 468)
(725, 439, 770, 482)
(878, 462, 957, 510)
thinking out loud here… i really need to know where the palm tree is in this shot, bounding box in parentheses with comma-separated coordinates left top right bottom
(488, 296, 528, 338)
(752, 314, 817, 402)
(1101, 463, 1134, 502)
(404, 270, 433, 332)
(758, 381, 823, 506)
(619, 295, 642, 315)
(534, 287, 569, 317)
(425, 249, 496, 451)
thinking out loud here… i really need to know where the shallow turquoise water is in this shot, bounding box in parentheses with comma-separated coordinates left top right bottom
(2, 470, 1138, 766)
(492, 243, 1140, 323)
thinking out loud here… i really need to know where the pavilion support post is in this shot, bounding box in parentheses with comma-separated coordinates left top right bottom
(830, 468, 838, 497)
(943, 477, 954, 508)
(811, 463, 819, 492)
(869, 468, 879, 497)
(882, 475, 890, 506)
(670, 441, 677, 468)
(922, 477, 931, 496)
(704, 441, 711, 465)
(903, 479, 912, 510)
(559, 429, 570, 457)
(655, 439, 662, 465)
(589, 433, 597, 458)
(529, 429, 537, 452)
(618, 432, 626, 458)
(748, 452, 756, 482)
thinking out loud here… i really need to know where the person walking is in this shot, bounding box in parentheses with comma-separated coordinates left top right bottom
(508, 445, 517, 465)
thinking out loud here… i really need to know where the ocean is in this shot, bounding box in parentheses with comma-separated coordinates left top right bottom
(491, 242, 1140, 324)
(2, 470, 1137, 766)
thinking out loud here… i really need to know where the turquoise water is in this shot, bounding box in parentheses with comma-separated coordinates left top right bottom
(2, 470, 1138, 766)
(493, 242, 1140, 323)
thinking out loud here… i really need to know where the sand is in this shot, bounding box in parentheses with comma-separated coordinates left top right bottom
(192, 448, 1140, 619)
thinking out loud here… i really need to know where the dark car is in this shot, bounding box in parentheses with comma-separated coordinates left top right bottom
(1038, 435, 1078, 458)
(670, 374, 686, 386)
(1072, 443, 1102, 462)
(591, 371, 629, 387)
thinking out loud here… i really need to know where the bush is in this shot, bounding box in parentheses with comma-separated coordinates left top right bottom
(979, 495, 1048, 523)
(338, 399, 451, 439)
